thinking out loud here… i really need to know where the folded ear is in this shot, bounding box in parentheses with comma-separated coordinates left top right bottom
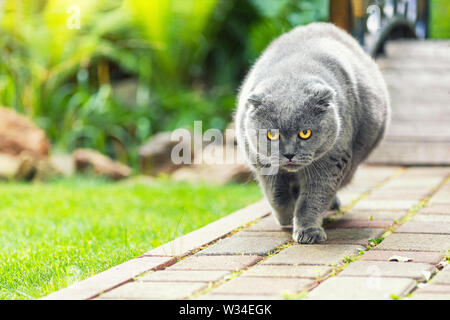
(305, 83, 336, 107)
(247, 94, 264, 108)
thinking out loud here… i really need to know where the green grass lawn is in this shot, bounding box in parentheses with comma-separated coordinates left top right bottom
(0, 177, 262, 300)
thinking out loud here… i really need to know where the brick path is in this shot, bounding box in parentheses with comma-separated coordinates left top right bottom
(43, 165, 450, 300)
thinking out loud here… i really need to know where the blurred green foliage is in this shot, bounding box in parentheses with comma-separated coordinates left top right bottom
(0, 0, 328, 166)
(2, 1, 447, 168)
(431, 0, 450, 39)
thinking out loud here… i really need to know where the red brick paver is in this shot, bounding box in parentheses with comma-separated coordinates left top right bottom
(337, 261, 436, 282)
(241, 265, 332, 279)
(261, 244, 362, 265)
(325, 219, 393, 229)
(325, 228, 385, 246)
(167, 255, 262, 271)
(306, 277, 416, 300)
(139, 270, 229, 282)
(395, 222, 450, 234)
(374, 233, 450, 252)
(429, 266, 450, 285)
(98, 281, 208, 300)
(209, 277, 315, 296)
(409, 292, 450, 300)
(418, 204, 450, 215)
(340, 210, 407, 222)
(196, 235, 289, 256)
(43, 256, 176, 300)
(360, 250, 445, 265)
(413, 284, 450, 294)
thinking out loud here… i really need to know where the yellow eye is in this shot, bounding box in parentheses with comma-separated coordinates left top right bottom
(267, 130, 279, 141)
(299, 129, 312, 140)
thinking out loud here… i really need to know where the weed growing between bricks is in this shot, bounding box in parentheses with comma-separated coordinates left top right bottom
(282, 290, 308, 300)
(403, 176, 450, 299)
(364, 173, 449, 251)
(328, 253, 362, 278)
(188, 240, 296, 299)
(188, 269, 246, 299)
(189, 167, 410, 299)
(298, 169, 449, 299)
(309, 169, 407, 280)
(191, 169, 447, 300)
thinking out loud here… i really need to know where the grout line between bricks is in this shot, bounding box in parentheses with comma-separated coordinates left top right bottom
(307, 171, 450, 300)
(190, 167, 406, 299)
(193, 167, 447, 300)
(401, 175, 450, 299)
(187, 239, 295, 299)
(379, 175, 449, 240)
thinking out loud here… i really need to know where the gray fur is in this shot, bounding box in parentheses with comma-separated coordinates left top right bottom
(234, 23, 390, 244)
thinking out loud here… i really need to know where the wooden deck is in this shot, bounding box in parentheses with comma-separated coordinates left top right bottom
(367, 40, 450, 165)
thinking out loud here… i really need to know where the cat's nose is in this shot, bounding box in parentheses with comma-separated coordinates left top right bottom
(283, 153, 295, 161)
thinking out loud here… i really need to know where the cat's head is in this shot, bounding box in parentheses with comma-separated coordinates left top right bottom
(243, 78, 341, 172)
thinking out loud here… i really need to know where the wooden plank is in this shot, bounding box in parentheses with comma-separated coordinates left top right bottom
(387, 88, 449, 103)
(389, 92, 449, 105)
(377, 58, 450, 71)
(390, 112, 450, 122)
(390, 105, 450, 121)
(389, 99, 448, 111)
(384, 40, 450, 60)
(385, 121, 450, 138)
(382, 71, 450, 85)
(367, 141, 450, 166)
(369, 40, 450, 165)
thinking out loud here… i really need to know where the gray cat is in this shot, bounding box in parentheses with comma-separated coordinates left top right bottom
(235, 23, 390, 244)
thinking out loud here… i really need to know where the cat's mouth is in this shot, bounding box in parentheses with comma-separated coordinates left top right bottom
(280, 155, 313, 170)
(281, 162, 304, 171)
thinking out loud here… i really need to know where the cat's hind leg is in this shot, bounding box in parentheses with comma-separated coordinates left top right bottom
(329, 196, 341, 210)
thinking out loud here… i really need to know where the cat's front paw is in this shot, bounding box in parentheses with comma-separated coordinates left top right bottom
(293, 226, 327, 244)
